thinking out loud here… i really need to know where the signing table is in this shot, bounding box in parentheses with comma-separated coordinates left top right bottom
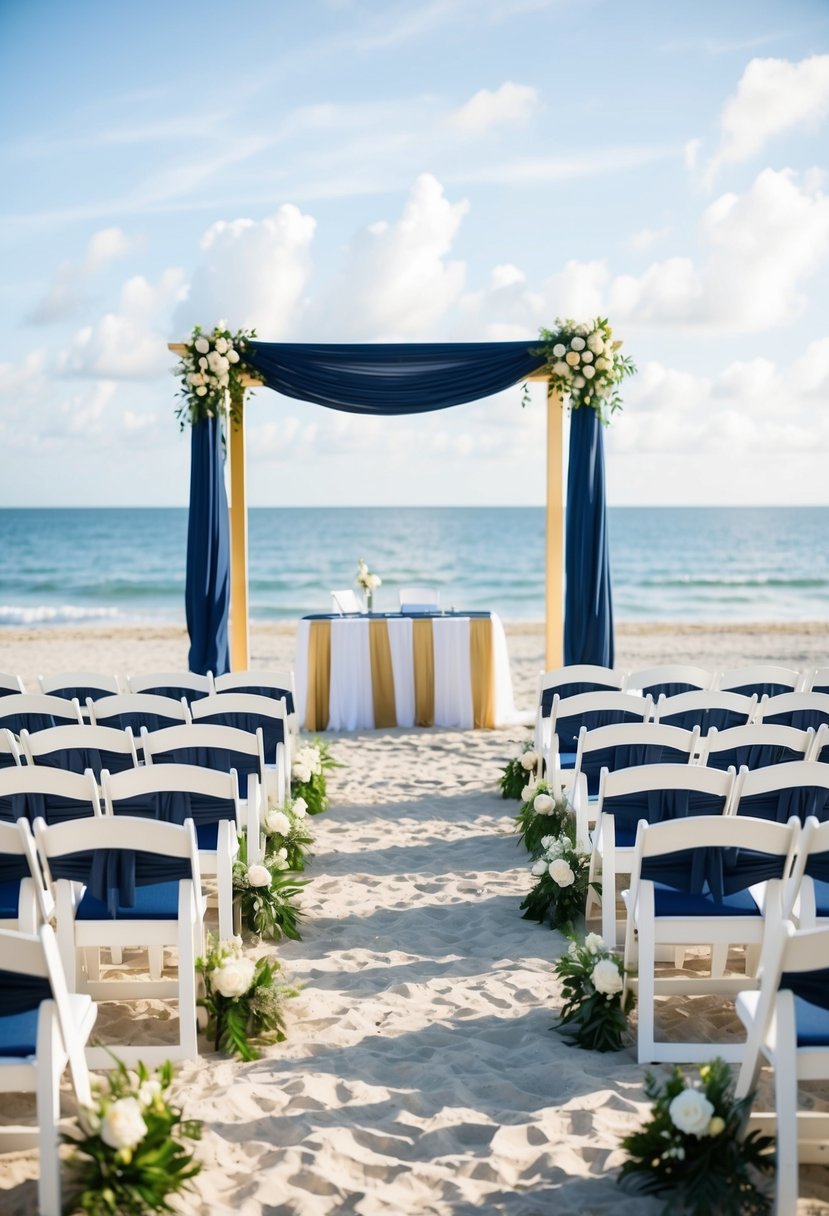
(295, 611, 516, 731)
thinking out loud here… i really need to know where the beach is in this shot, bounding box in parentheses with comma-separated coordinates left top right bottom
(2, 620, 829, 1214)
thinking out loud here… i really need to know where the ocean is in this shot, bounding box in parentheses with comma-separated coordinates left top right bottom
(0, 506, 827, 627)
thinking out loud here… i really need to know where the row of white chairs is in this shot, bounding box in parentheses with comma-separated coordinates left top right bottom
(0, 667, 297, 703)
(537, 662, 829, 700)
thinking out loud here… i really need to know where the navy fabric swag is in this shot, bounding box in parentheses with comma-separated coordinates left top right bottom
(186, 415, 231, 678)
(563, 407, 614, 667)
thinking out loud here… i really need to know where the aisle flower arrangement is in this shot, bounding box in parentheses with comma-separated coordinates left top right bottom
(174, 322, 256, 428)
(553, 933, 634, 1052)
(263, 794, 315, 871)
(618, 1058, 774, 1214)
(233, 837, 306, 941)
(291, 738, 339, 815)
(65, 1059, 201, 1215)
(528, 317, 636, 423)
(196, 936, 299, 1061)
(519, 831, 594, 933)
(498, 743, 540, 800)
(515, 778, 571, 856)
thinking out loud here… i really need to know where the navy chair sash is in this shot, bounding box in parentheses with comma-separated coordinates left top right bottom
(98, 711, 182, 735)
(112, 789, 236, 831)
(50, 848, 192, 916)
(151, 746, 257, 798)
(197, 710, 284, 763)
(641, 682, 700, 700)
(0, 854, 32, 884)
(642, 846, 788, 900)
(540, 681, 619, 718)
(0, 791, 96, 827)
(142, 685, 207, 705)
(706, 743, 802, 773)
(804, 849, 829, 884)
(763, 710, 829, 732)
(779, 966, 829, 1013)
(555, 707, 643, 754)
(34, 747, 133, 780)
(50, 686, 111, 704)
(0, 970, 52, 1016)
(582, 743, 688, 797)
(227, 684, 295, 716)
(728, 682, 792, 700)
(0, 713, 55, 735)
(660, 707, 748, 734)
(738, 785, 829, 825)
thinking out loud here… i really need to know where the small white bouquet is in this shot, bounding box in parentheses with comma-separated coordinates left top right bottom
(356, 558, 381, 611)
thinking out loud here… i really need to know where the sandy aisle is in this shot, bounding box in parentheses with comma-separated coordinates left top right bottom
(1, 621, 829, 1213)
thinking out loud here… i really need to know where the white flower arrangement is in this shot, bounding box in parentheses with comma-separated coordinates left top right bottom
(528, 317, 636, 423)
(520, 832, 592, 932)
(356, 558, 382, 593)
(498, 742, 539, 799)
(196, 935, 298, 1061)
(174, 321, 255, 428)
(553, 933, 633, 1052)
(290, 737, 339, 815)
(263, 794, 314, 871)
(232, 838, 305, 941)
(516, 778, 573, 855)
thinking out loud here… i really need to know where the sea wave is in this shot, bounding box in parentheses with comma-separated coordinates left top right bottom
(638, 575, 828, 590)
(0, 604, 124, 626)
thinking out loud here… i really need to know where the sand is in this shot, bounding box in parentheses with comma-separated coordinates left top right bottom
(2, 620, 829, 1214)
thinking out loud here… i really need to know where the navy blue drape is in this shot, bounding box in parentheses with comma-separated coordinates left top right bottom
(563, 408, 614, 666)
(186, 417, 230, 677)
(243, 342, 546, 414)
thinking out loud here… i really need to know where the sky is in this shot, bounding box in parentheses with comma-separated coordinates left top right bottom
(1, 0, 829, 508)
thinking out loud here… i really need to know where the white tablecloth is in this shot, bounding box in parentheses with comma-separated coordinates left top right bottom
(295, 613, 516, 730)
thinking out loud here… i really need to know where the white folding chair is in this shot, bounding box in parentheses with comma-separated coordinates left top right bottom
(102, 764, 242, 942)
(88, 693, 191, 732)
(398, 586, 440, 612)
(0, 766, 102, 825)
(735, 920, 829, 1214)
(331, 589, 362, 615)
(756, 692, 829, 733)
(782, 816, 829, 928)
(190, 691, 290, 785)
(0, 727, 22, 768)
(544, 690, 652, 783)
(0, 925, 96, 1216)
(624, 665, 713, 698)
(126, 670, 214, 703)
(534, 665, 627, 756)
(588, 762, 736, 947)
(0, 819, 53, 932)
(213, 669, 298, 737)
(803, 667, 829, 695)
(20, 724, 140, 778)
(716, 665, 801, 698)
(731, 760, 829, 826)
(0, 694, 84, 734)
(38, 672, 121, 701)
(702, 723, 814, 775)
(653, 690, 758, 733)
(34, 815, 204, 1066)
(141, 722, 269, 862)
(623, 813, 799, 1063)
(0, 672, 25, 695)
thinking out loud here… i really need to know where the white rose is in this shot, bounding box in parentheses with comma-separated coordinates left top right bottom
(228, 349, 240, 363)
(207, 350, 222, 370)
(293, 762, 312, 783)
(552, 343, 566, 357)
(292, 796, 308, 818)
(573, 376, 585, 389)
(565, 350, 580, 366)
(591, 957, 623, 995)
(194, 336, 210, 355)
(211, 955, 256, 999)
(198, 356, 208, 369)
(533, 793, 554, 814)
(366, 574, 381, 589)
(594, 356, 610, 370)
(570, 336, 586, 351)
(575, 322, 590, 336)
(584, 932, 604, 954)
(549, 859, 575, 887)
(520, 750, 538, 771)
(247, 864, 271, 887)
(196, 386, 208, 396)
(581, 350, 594, 363)
(214, 337, 229, 354)
(583, 365, 596, 379)
(668, 1088, 715, 1137)
(265, 810, 291, 836)
(100, 1097, 148, 1150)
(586, 333, 604, 354)
(521, 784, 535, 802)
(531, 859, 547, 876)
(539, 835, 554, 850)
(552, 361, 569, 376)
(217, 355, 229, 372)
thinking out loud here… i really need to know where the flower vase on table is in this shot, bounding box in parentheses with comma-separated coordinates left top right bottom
(365, 591, 373, 614)
(356, 558, 381, 615)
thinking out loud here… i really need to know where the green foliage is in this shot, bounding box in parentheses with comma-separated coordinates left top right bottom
(65, 1058, 201, 1215)
(196, 937, 300, 1062)
(498, 742, 539, 799)
(519, 827, 595, 934)
(292, 738, 340, 815)
(553, 934, 634, 1052)
(618, 1058, 775, 1215)
(524, 317, 636, 423)
(174, 323, 257, 429)
(233, 835, 307, 941)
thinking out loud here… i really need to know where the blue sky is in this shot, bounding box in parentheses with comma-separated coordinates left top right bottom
(2, 0, 828, 507)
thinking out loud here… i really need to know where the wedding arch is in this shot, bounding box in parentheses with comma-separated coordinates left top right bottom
(168, 334, 622, 677)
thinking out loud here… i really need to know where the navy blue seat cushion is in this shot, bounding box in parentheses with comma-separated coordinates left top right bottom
(653, 883, 760, 918)
(0, 1009, 38, 1057)
(76, 880, 180, 920)
(560, 752, 577, 769)
(812, 879, 829, 917)
(794, 996, 829, 1047)
(0, 879, 20, 919)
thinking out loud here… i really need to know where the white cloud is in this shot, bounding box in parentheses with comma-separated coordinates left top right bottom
(451, 82, 539, 133)
(57, 268, 187, 378)
(174, 204, 316, 337)
(307, 174, 469, 339)
(628, 226, 671, 253)
(28, 226, 133, 324)
(705, 54, 829, 182)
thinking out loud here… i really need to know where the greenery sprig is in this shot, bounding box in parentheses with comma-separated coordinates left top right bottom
(525, 317, 636, 423)
(553, 933, 634, 1052)
(233, 835, 306, 941)
(196, 936, 299, 1061)
(498, 742, 540, 800)
(65, 1058, 201, 1215)
(174, 322, 256, 429)
(519, 827, 595, 933)
(618, 1058, 775, 1215)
